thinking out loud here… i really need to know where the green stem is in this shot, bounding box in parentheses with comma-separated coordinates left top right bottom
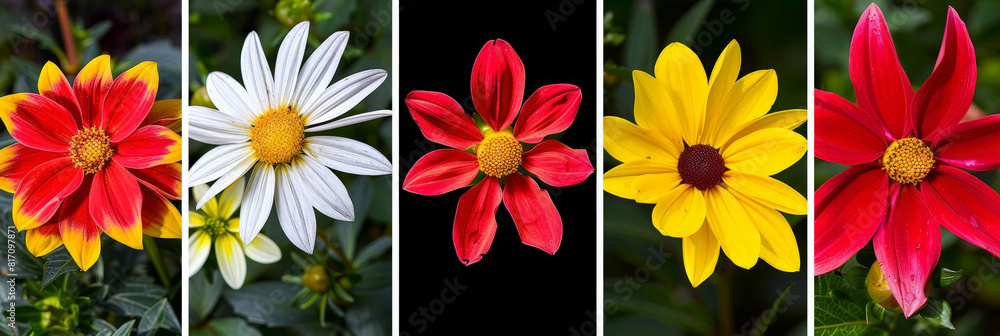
(145, 236, 171, 288)
(716, 264, 735, 336)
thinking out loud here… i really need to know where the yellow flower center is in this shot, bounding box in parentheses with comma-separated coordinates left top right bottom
(882, 137, 934, 184)
(69, 127, 112, 174)
(203, 217, 227, 238)
(477, 132, 522, 178)
(250, 106, 305, 164)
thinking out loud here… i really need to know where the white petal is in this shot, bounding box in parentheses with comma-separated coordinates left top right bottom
(241, 31, 275, 113)
(303, 136, 392, 175)
(240, 162, 276, 245)
(244, 234, 281, 264)
(192, 184, 210, 203)
(294, 31, 349, 109)
(215, 233, 247, 289)
(293, 156, 354, 221)
(196, 155, 256, 209)
(301, 69, 387, 126)
(218, 177, 246, 219)
(189, 143, 254, 186)
(189, 106, 250, 145)
(305, 110, 391, 133)
(274, 22, 309, 106)
(275, 164, 317, 253)
(188, 230, 211, 277)
(206, 72, 256, 125)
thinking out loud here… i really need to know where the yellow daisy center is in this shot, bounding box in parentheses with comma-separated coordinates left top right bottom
(250, 106, 305, 164)
(678, 144, 726, 190)
(477, 132, 522, 178)
(203, 217, 228, 238)
(69, 127, 112, 174)
(882, 137, 934, 185)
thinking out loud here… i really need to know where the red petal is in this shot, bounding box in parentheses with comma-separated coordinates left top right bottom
(100, 62, 158, 143)
(37, 62, 82, 126)
(815, 90, 888, 165)
(13, 158, 83, 231)
(404, 91, 483, 149)
(140, 99, 181, 132)
(502, 173, 562, 255)
(470, 39, 525, 132)
(89, 161, 143, 250)
(403, 149, 480, 196)
(873, 185, 939, 317)
(0, 93, 76, 152)
(56, 177, 101, 271)
(849, 3, 913, 140)
(453, 177, 502, 266)
(140, 186, 180, 239)
(74, 55, 113, 128)
(0, 143, 65, 193)
(521, 140, 593, 187)
(911, 7, 976, 138)
(512, 84, 582, 143)
(931, 114, 1000, 171)
(112, 125, 181, 169)
(129, 163, 181, 200)
(922, 166, 1000, 258)
(815, 165, 889, 274)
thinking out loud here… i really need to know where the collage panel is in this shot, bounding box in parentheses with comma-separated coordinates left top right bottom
(815, 0, 1000, 334)
(603, 0, 808, 335)
(0, 0, 182, 334)
(187, 0, 392, 334)
(399, 1, 597, 334)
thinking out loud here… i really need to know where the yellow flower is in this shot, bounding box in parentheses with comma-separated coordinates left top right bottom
(604, 40, 807, 286)
(188, 178, 281, 289)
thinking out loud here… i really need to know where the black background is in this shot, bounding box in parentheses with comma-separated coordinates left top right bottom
(399, 0, 597, 334)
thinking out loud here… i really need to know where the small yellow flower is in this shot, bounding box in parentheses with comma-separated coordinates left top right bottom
(604, 40, 807, 286)
(188, 179, 281, 289)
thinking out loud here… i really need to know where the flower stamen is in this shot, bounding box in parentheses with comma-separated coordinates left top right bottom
(69, 127, 112, 174)
(250, 106, 305, 164)
(203, 217, 227, 238)
(678, 144, 726, 190)
(882, 137, 934, 184)
(477, 132, 522, 178)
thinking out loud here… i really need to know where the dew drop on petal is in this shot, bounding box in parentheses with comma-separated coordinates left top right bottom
(915, 243, 921, 250)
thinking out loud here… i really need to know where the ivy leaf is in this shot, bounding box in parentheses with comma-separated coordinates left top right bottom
(40, 247, 79, 288)
(111, 320, 136, 336)
(915, 298, 955, 330)
(137, 298, 180, 335)
(933, 268, 964, 288)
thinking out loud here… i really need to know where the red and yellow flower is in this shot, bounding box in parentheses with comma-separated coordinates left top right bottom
(816, 4, 999, 317)
(403, 39, 593, 266)
(0, 55, 181, 271)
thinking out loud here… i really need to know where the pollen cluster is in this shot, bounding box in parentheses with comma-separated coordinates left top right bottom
(69, 127, 112, 174)
(477, 133, 522, 178)
(678, 144, 726, 190)
(250, 106, 305, 164)
(203, 217, 227, 237)
(882, 137, 935, 184)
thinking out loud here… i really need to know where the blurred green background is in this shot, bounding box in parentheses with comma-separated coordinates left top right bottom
(603, 0, 807, 335)
(816, 0, 1000, 334)
(188, 0, 391, 335)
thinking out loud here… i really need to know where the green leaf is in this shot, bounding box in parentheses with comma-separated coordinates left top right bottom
(842, 267, 869, 289)
(755, 283, 795, 336)
(814, 296, 887, 336)
(41, 247, 78, 288)
(916, 297, 954, 330)
(933, 268, 964, 288)
(137, 298, 180, 335)
(353, 262, 390, 295)
(106, 277, 169, 317)
(666, 0, 716, 45)
(336, 176, 374, 260)
(190, 270, 224, 321)
(10, 58, 42, 94)
(346, 294, 390, 336)
(224, 282, 316, 327)
(91, 319, 117, 336)
(864, 301, 886, 325)
(111, 320, 136, 336)
(206, 317, 263, 336)
(353, 236, 390, 267)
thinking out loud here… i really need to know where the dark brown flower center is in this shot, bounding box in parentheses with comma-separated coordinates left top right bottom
(678, 144, 725, 190)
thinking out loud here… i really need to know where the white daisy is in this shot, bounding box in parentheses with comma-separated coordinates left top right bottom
(188, 21, 392, 253)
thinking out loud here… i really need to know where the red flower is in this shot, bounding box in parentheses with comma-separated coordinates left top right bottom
(403, 39, 593, 266)
(815, 4, 998, 317)
(0, 56, 182, 271)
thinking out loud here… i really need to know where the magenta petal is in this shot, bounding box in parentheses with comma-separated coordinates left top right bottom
(815, 165, 889, 274)
(815, 90, 888, 165)
(453, 177, 502, 266)
(502, 173, 562, 255)
(873, 185, 940, 318)
(922, 166, 1000, 258)
(849, 3, 913, 140)
(911, 7, 976, 138)
(931, 114, 1000, 171)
